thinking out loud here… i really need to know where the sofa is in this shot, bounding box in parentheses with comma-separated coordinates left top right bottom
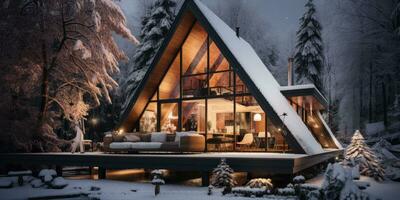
(102, 132, 205, 153)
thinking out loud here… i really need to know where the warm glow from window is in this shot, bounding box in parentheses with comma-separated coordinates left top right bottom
(168, 112, 178, 120)
(91, 118, 98, 125)
(253, 113, 262, 122)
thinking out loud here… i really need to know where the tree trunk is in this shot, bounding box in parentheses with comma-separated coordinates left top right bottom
(375, 83, 379, 121)
(154, 184, 160, 196)
(359, 75, 363, 126)
(38, 1, 49, 124)
(39, 66, 49, 123)
(369, 63, 373, 123)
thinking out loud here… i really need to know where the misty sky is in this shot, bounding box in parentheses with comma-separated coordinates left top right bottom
(118, 0, 310, 57)
(204, 0, 307, 51)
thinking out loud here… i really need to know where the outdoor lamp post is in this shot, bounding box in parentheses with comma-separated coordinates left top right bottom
(280, 112, 288, 153)
(90, 118, 98, 135)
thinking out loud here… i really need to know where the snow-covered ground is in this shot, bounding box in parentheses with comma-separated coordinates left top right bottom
(306, 174, 400, 200)
(0, 177, 298, 200)
(360, 176, 400, 200)
(1, 175, 400, 200)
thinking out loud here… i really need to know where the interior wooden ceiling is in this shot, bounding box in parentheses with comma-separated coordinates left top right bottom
(289, 95, 325, 111)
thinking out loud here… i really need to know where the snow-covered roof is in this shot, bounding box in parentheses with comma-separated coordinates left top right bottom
(193, 0, 324, 155)
(280, 84, 317, 91)
(280, 84, 328, 107)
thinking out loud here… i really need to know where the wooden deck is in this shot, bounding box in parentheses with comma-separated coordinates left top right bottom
(0, 150, 342, 175)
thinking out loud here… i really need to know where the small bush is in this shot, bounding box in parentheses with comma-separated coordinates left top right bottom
(246, 178, 273, 190)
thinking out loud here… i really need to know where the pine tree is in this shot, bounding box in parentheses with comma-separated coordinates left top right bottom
(121, 0, 176, 116)
(329, 99, 341, 135)
(321, 163, 370, 200)
(345, 130, 385, 181)
(294, 0, 324, 91)
(211, 158, 236, 195)
(392, 2, 400, 36)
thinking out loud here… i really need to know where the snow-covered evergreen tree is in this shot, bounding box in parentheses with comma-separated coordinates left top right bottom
(294, 0, 324, 91)
(345, 130, 385, 181)
(322, 163, 370, 200)
(211, 158, 236, 195)
(121, 0, 176, 116)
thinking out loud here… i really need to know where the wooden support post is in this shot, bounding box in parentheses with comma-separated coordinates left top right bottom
(56, 165, 62, 177)
(247, 172, 253, 181)
(201, 171, 209, 187)
(98, 167, 106, 179)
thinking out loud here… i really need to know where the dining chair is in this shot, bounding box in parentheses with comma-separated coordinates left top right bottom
(256, 132, 266, 147)
(237, 133, 254, 150)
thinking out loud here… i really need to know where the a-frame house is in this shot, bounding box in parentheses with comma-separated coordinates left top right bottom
(119, 0, 342, 156)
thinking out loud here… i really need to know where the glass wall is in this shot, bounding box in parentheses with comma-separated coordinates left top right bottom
(182, 74, 207, 98)
(182, 100, 206, 133)
(139, 102, 157, 133)
(266, 116, 290, 152)
(160, 103, 178, 133)
(235, 95, 266, 152)
(209, 71, 234, 96)
(207, 98, 235, 151)
(159, 55, 180, 100)
(138, 20, 294, 153)
(288, 96, 337, 149)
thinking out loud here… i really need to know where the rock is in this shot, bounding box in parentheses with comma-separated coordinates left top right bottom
(38, 169, 57, 183)
(31, 178, 44, 188)
(90, 186, 101, 191)
(51, 177, 68, 189)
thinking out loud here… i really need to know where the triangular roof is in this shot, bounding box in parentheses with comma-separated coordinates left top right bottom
(120, 0, 339, 155)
